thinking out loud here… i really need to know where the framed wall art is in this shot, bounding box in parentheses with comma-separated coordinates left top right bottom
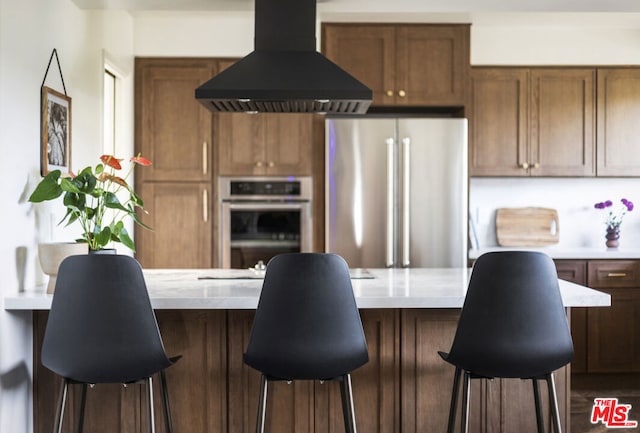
(41, 85, 72, 176)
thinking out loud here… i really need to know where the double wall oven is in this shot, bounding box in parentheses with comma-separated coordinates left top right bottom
(218, 177, 313, 268)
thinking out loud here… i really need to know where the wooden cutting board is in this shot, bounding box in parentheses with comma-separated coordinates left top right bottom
(496, 207, 560, 247)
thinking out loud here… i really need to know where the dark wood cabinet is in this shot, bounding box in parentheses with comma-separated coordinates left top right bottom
(555, 260, 588, 373)
(136, 182, 212, 269)
(469, 68, 529, 176)
(316, 309, 400, 433)
(227, 310, 314, 433)
(135, 58, 216, 183)
(322, 23, 469, 107)
(555, 259, 640, 375)
(34, 307, 571, 433)
(401, 308, 569, 433)
(217, 113, 314, 176)
(597, 68, 640, 176)
(587, 260, 640, 372)
(470, 67, 596, 177)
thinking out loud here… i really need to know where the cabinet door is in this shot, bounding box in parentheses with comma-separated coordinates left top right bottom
(154, 311, 227, 433)
(597, 68, 640, 176)
(395, 25, 469, 107)
(264, 114, 313, 175)
(227, 311, 314, 433)
(554, 260, 588, 373)
(135, 182, 212, 268)
(469, 68, 529, 176)
(315, 309, 399, 433)
(322, 24, 396, 106)
(136, 59, 215, 182)
(530, 69, 596, 176)
(400, 309, 482, 433)
(587, 260, 640, 372)
(217, 113, 267, 175)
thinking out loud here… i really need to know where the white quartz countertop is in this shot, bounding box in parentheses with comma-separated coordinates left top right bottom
(469, 247, 640, 260)
(4, 268, 610, 310)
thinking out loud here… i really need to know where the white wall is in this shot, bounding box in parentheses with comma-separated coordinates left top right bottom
(470, 178, 640, 249)
(0, 1, 134, 431)
(132, 11, 640, 65)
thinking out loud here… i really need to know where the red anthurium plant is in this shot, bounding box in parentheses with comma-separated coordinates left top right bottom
(29, 154, 152, 252)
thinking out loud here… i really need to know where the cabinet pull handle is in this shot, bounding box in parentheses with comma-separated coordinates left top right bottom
(521, 162, 529, 170)
(386, 90, 394, 97)
(267, 161, 275, 168)
(398, 90, 406, 97)
(255, 161, 263, 168)
(202, 141, 208, 175)
(202, 190, 208, 222)
(533, 162, 540, 169)
(607, 272, 627, 277)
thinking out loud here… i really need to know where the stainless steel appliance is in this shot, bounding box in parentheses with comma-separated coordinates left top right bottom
(325, 117, 468, 268)
(219, 177, 313, 268)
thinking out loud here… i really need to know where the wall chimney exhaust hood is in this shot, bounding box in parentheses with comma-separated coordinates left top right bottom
(195, 0, 372, 114)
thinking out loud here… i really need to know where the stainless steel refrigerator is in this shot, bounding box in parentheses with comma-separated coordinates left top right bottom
(325, 117, 468, 268)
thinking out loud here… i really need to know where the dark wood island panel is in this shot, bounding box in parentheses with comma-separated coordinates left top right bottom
(33, 309, 569, 433)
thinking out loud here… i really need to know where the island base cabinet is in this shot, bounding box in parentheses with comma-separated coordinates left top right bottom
(315, 309, 400, 433)
(33, 309, 571, 433)
(401, 309, 569, 433)
(227, 310, 315, 433)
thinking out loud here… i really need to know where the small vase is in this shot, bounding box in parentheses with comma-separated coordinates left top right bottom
(605, 227, 620, 248)
(38, 242, 88, 293)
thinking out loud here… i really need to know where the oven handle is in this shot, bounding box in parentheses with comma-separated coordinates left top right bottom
(225, 202, 309, 211)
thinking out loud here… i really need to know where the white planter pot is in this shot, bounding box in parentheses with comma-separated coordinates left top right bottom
(38, 242, 87, 293)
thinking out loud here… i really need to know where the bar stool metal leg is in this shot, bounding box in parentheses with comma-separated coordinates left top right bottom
(446, 367, 462, 433)
(53, 378, 69, 433)
(532, 378, 545, 433)
(339, 374, 358, 433)
(160, 370, 174, 433)
(146, 377, 156, 433)
(76, 383, 87, 433)
(460, 371, 471, 433)
(256, 375, 268, 433)
(546, 373, 562, 433)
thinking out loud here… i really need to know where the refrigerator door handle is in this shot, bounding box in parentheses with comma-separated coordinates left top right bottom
(401, 137, 411, 268)
(386, 137, 395, 268)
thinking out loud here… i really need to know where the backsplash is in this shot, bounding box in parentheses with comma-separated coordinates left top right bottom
(469, 177, 640, 249)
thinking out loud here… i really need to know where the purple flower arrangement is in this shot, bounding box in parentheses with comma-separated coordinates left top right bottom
(594, 198, 634, 229)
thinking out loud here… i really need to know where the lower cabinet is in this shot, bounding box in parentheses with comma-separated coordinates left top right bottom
(136, 182, 213, 269)
(33, 309, 570, 433)
(556, 259, 640, 374)
(401, 309, 569, 433)
(585, 260, 640, 373)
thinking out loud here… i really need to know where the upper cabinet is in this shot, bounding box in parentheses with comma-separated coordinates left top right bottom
(470, 67, 596, 177)
(597, 68, 640, 176)
(135, 58, 217, 182)
(214, 60, 315, 177)
(322, 23, 470, 107)
(216, 113, 314, 176)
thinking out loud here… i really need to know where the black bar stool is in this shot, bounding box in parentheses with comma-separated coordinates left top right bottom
(41, 254, 180, 433)
(439, 251, 574, 433)
(243, 253, 369, 433)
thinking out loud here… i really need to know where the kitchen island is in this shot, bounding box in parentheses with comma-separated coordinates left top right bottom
(6, 268, 609, 433)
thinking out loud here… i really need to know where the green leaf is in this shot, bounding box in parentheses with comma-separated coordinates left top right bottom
(103, 192, 128, 212)
(118, 228, 135, 251)
(28, 171, 63, 202)
(59, 177, 82, 194)
(94, 226, 111, 249)
(63, 192, 86, 212)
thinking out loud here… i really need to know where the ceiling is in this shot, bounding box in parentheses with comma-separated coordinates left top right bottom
(71, 0, 640, 13)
